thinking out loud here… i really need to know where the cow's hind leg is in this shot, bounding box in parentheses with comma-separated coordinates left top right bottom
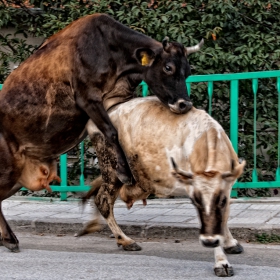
(75, 176, 104, 237)
(94, 181, 141, 251)
(0, 183, 22, 252)
(0, 200, 20, 252)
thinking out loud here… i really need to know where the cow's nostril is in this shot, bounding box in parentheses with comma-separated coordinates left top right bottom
(168, 100, 192, 114)
(179, 101, 187, 110)
(179, 100, 192, 114)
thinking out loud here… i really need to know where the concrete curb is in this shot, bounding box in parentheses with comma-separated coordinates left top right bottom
(8, 217, 280, 242)
(4, 197, 280, 243)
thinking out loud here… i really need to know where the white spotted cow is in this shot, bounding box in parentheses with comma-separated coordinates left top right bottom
(80, 96, 245, 277)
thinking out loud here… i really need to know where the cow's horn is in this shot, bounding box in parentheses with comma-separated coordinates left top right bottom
(171, 158, 193, 179)
(171, 157, 178, 170)
(185, 39, 204, 55)
(162, 36, 170, 51)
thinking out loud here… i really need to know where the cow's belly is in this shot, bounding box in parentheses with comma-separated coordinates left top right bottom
(0, 82, 89, 159)
(4, 109, 88, 159)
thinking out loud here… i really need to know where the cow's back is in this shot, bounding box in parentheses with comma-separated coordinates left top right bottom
(109, 96, 238, 196)
(0, 14, 104, 157)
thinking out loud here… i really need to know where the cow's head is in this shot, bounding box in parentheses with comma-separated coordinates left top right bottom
(171, 158, 245, 248)
(134, 38, 204, 114)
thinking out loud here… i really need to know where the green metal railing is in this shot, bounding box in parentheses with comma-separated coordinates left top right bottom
(185, 71, 280, 197)
(1, 70, 280, 199)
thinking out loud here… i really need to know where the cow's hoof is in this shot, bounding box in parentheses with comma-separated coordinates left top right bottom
(214, 265, 234, 277)
(122, 242, 142, 251)
(224, 243, 243, 254)
(2, 240, 20, 253)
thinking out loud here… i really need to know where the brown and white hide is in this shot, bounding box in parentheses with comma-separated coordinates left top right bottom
(84, 96, 245, 277)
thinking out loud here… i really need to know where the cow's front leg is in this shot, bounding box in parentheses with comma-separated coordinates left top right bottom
(223, 203, 243, 254)
(77, 91, 132, 185)
(214, 246, 234, 277)
(94, 181, 141, 251)
(223, 224, 243, 254)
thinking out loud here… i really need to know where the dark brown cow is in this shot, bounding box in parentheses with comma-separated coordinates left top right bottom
(0, 14, 203, 252)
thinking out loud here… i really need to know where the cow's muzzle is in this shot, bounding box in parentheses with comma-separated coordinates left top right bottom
(200, 235, 223, 248)
(168, 99, 192, 114)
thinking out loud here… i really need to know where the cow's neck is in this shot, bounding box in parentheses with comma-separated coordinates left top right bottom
(96, 16, 161, 110)
(98, 15, 161, 51)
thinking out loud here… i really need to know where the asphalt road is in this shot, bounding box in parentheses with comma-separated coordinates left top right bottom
(1, 233, 280, 279)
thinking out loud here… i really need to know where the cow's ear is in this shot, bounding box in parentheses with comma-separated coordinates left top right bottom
(221, 159, 246, 182)
(135, 48, 156, 66)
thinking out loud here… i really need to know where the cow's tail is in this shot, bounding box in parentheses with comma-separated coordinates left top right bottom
(81, 175, 103, 206)
(76, 176, 104, 237)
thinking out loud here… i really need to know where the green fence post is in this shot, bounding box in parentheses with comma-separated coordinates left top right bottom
(230, 80, 239, 198)
(276, 78, 280, 181)
(80, 141, 85, 187)
(186, 82, 191, 97)
(208, 81, 213, 116)
(59, 154, 68, 201)
(142, 82, 148, 97)
(252, 79, 258, 183)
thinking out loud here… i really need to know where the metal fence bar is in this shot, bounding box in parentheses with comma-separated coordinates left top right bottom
(207, 81, 213, 116)
(229, 80, 239, 197)
(79, 141, 85, 187)
(142, 82, 148, 97)
(186, 82, 191, 96)
(187, 70, 280, 82)
(252, 79, 258, 183)
(277, 77, 280, 182)
(59, 154, 68, 201)
(229, 80, 239, 154)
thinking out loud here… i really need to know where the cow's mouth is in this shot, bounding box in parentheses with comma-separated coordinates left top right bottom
(168, 99, 193, 114)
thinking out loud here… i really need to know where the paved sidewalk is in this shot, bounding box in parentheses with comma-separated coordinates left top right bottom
(3, 197, 280, 241)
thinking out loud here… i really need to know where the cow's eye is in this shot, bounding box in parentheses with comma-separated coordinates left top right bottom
(163, 64, 173, 74)
(165, 65, 172, 71)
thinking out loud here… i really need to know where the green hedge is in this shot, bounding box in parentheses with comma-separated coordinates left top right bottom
(1, 0, 280, 195)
